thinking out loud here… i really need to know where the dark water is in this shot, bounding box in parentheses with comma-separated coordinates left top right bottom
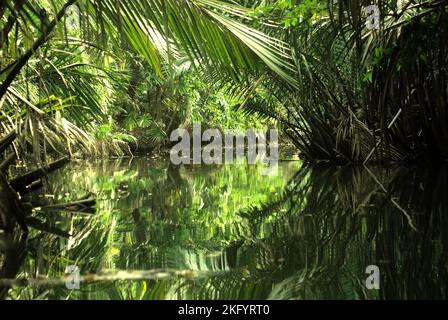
(1, 158, 448, 299)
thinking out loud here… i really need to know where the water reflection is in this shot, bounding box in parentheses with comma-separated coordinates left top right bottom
(1, 158, 447, 299)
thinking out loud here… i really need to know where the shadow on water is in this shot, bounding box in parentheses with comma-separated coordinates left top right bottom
(1, 158, 447, 299)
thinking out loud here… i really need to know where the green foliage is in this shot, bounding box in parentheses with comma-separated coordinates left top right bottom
(248, 0, 328, 29)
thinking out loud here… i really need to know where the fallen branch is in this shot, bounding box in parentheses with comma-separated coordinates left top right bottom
(24, 217, 71, 238)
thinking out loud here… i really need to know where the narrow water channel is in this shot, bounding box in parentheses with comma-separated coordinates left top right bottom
(2, 158, 447, 299)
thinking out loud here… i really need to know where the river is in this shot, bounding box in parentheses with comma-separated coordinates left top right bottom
(2, 157, 447, 299)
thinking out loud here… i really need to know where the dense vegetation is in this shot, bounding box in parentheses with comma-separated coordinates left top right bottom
(1, 0, 447, 164)
(4, 159, 447, 299)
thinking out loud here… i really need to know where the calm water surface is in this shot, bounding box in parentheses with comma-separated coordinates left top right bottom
(2, 157, 448, 299)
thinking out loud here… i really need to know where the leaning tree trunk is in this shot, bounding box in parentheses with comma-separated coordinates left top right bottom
(0, 130, 96, 234)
